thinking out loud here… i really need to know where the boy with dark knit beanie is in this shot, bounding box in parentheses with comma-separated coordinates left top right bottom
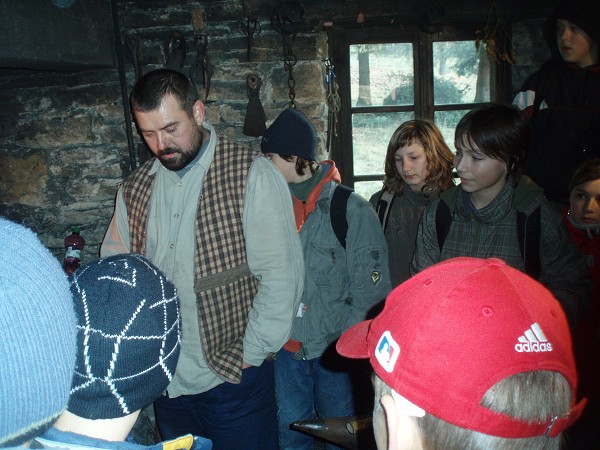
(33, 254, 212, 450)
(261, 108, 392, 450)
(338, 257, 586, 450)
(513, 0, 600, 206)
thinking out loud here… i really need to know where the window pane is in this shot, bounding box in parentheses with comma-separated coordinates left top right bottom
(433, 41, 490, 104)
(350, 43, 414, 107)
(353, 112, 414, 176)
(354, 180, 384, 203)
(434, 110, 469, 152)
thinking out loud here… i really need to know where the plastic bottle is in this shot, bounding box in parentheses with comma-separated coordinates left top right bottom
(63, 226, 85, 274)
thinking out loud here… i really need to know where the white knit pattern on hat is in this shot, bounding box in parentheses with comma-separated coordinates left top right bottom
(67, 254, 181, 419)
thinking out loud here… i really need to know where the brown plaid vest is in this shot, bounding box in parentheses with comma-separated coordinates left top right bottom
(122, 137, 259, 383)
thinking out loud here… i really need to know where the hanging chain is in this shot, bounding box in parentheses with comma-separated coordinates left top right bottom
(324, 58, 341, 152)
(325, 58, 341, 135)
(283, 33, 297, 108)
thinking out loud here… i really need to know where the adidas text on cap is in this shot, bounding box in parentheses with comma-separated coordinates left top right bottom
(337, 257, 586, 439)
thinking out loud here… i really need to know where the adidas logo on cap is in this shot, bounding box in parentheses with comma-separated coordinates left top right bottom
(514, 322, 553, 353)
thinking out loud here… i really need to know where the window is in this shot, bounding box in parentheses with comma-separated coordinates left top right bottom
(331, 26, 508, 200)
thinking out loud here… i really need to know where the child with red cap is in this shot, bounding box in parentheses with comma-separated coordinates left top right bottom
(337, 257, 586, 450)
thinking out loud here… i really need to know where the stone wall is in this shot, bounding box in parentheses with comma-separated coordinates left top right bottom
(0, 0, 328, 262)
(0, 69, 128, 261)
(0, 0, 548, 264)
(511, 18, 552, 97)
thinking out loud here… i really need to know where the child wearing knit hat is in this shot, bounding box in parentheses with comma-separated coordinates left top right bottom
(513, 0, 600, 206)
(262, 108, 392, 449)
(33, 254, 212, 450)
(337, 257, 585, 450)
(0, 218, 77, 448)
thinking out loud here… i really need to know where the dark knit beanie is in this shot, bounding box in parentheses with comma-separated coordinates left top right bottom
(261, 108, 317, 161)
(550, 0, 600, 48)
(67, 254, 181, 419)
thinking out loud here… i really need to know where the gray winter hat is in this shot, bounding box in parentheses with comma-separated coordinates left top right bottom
(0, 218, 77, 447)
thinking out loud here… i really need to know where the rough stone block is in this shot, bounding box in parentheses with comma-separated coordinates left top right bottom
(0, 154, 48, 206)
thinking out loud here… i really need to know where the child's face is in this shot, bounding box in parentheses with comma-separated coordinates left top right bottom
(265, 153, 300, 183)
(569, 179, 600, 225)
(454, 146, 508, 208)
(394, 140, 430, 192)
(556, 19, 597, 68)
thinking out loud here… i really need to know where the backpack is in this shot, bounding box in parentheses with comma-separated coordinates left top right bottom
(435, 199, 541, 279)
(330, 184, 353, 249)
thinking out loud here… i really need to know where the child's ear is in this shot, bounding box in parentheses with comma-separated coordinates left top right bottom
(381, 394, 398, 450)
(381, 394, 424, 450)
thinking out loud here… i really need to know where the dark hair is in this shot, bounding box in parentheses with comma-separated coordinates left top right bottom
(568, 159, 600, 192)
(383, 119, 454, 195)
(279, 155, 319, 176)
(130, 68, 199, 119)
(455, 103, 531, 185)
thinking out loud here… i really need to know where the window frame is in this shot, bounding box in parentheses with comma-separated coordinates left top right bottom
(330, 24, 510, 188)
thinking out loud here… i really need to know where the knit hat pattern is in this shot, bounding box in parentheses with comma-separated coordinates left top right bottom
(0, 218, 77, 447)
(261, 108, 318, 161)
(67, 254, 181, 419)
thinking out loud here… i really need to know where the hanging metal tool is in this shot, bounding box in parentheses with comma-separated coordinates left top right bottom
(111, 0, 137, 172)
(164, 31, 187, 71)
(271, 0, 305, 109)
(189, 8, 213, 101)
(324, 58, 341, 153)
(241, 18, 261, 62)
(124, 32, 143, 82)
(243, 73, 267, 137)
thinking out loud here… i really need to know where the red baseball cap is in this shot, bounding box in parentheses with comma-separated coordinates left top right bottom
(337, 257, 586, 438)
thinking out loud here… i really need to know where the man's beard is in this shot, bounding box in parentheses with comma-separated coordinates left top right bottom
(158, 123, 204, 171)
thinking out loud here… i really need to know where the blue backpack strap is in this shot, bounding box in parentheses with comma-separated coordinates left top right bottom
(330, 184, 353, 250)
(435, 198, 452, 252)
(518, 207, 541, 279)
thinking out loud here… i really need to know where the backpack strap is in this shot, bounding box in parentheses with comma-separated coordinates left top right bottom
(518, 207, 541, 280)
(375, 190, 395, 231)
(435, 199, 452, 252)
(330, 184, 353, 250)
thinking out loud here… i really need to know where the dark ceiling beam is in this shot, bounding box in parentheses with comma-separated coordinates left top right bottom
(240, 0, 558, 27)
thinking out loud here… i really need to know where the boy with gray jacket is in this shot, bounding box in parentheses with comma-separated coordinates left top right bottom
(262, 108, 391, 450)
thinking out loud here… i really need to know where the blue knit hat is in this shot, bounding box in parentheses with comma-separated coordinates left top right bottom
(0, 218, 77, 447)
(261, 108, 318, 161)
(67, 254, 181, 419)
